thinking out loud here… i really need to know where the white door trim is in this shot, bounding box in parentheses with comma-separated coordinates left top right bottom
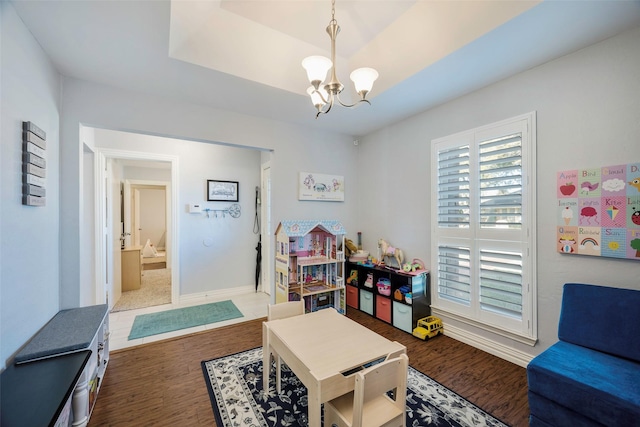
(95, 148, 180, 307)
(261, 160, 272, 298)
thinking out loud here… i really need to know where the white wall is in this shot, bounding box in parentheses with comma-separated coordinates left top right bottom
(358, 25, 640, 361)
(0, 2, 61, 367)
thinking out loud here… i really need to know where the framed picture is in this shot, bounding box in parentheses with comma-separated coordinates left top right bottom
(207, 180, 239, 202)
(298, 172, 345, 201)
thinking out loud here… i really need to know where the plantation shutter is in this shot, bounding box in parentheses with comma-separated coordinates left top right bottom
(431, 112, 535, 339)
(479, 135, 523, 229)
(479, 249, 523, 318)
(437, 145, 470, 228)
(437, 245, 471, 305)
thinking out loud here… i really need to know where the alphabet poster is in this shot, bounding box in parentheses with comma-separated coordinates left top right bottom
(557, 163, 640, 260)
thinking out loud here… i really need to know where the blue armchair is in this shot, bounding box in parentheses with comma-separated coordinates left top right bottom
(527, 283, 640, 426)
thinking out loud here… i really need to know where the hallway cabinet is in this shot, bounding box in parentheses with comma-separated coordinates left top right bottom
(121, 247, 142, 291)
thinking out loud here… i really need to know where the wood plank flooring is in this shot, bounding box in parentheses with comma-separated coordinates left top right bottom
(89, 308, 529, 426)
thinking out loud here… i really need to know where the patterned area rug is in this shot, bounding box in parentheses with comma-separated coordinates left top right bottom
(112, 268, 171, 312)
(201, 347, 509, 427)
(128, 300, 243, 340)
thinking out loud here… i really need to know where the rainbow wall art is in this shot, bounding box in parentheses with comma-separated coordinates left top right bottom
(557, 162, 640, 260)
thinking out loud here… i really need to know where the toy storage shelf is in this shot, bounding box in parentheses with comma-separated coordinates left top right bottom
(346, 261, 430, 334)
(5, 304, 109, 425)
(275, 220, 346, 314)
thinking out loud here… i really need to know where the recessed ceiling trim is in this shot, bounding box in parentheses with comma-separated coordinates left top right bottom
(168, 0, 540, 99)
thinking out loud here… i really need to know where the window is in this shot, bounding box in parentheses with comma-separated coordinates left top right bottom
(431, 113, 536, 343)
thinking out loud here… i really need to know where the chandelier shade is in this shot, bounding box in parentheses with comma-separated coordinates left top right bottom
(350, 67, 379, 97)
(302, 0, 378, 118)
(302, 56, 333, 87)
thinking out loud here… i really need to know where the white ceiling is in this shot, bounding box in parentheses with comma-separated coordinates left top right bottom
(10, 0, 640, 137)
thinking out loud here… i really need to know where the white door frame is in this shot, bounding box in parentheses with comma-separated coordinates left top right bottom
(95, 148, 180, 307)
(261, 160, 273, 297)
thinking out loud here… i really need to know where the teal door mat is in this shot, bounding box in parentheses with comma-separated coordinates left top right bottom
(128, 300, 243, 340)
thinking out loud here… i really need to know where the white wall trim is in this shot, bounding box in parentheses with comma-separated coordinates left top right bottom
(431, 306, 537, 347)
(441, 322, 534, 368)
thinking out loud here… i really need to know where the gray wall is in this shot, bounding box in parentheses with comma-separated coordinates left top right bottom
(0, 2, 61, 367)
(357, 25, 640, 361)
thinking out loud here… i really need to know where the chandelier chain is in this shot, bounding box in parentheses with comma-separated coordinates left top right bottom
(330, 0, 336, 25)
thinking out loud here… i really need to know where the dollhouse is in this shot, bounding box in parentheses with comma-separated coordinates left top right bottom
(274, 220, 346, 313)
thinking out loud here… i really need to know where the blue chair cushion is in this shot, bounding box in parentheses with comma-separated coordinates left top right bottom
(559, 283, 640, 362)
(527, 341, 640, 426)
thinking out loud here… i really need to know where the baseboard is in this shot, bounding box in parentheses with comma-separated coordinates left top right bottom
(443, 323, 534, 368)
(179, 286, 256, 303)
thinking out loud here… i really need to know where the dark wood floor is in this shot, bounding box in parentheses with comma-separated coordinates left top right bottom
(89, 308, 529, 426)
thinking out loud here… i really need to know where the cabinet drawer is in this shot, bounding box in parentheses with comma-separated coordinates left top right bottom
(359, 289, 374, 315)
(393, 301, 413, 333)
(375, 296, 392, 324)
(346, 285, 359, 309)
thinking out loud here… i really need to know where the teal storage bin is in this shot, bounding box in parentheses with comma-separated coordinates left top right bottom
(392, 301, 413, 333)
(359, 289, 374, 315)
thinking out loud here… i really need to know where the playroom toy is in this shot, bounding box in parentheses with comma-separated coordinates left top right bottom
(403, 258, 426, 273)
(378, 238, 405, 269)
(412, 316, 443, 340)
(376, 277, 391, 296)
(404, 292, 412, 305)
(344, 238, 358, 257)
(349, 250, 369, 263)
(364, 272, 374, 288)
(347, 269, 358, 286)
(394, 285, 411, 302)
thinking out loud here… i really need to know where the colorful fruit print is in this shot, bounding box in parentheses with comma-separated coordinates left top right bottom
(560, 182, 576, 196)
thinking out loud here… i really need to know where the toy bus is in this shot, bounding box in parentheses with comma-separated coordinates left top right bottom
(412, 316, 443, 340)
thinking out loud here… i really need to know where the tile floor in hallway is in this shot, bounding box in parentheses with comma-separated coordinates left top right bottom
(108, 291, 270, 351)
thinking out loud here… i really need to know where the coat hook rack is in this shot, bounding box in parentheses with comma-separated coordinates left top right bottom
(203, 203, 241, 219)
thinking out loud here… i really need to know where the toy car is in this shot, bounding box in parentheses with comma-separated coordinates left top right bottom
(412, 316, 443, 340)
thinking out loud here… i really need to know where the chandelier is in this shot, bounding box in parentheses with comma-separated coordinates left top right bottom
(302, 0, 379, 118)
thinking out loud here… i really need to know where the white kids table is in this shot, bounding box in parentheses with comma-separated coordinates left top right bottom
(262, 308, 406, 427)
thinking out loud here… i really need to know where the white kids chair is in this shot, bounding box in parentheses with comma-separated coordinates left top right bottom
(266, 300, 305, 393)
(324, 353, 408, 427)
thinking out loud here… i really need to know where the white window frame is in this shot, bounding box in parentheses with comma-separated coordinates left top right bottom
(430, 112, 537, 345)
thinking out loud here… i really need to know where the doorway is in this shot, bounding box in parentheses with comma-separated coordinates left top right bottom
(95, 148, 179, 312)
(113, 178, 172, 312)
